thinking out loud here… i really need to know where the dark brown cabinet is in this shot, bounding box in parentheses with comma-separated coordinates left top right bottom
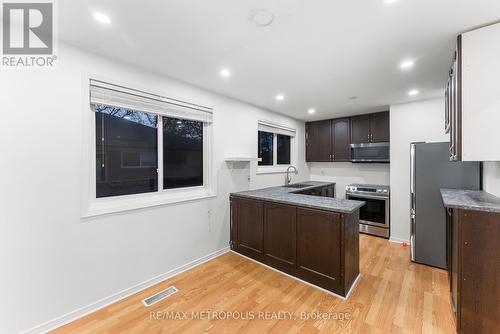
(296, 208, 341, 292)
(350, 114, 370, 144)
(350, 111, 389, 144)
(306, 111, 389, 162)
(369, 111, 390, 142)
(230, 195, 360, 297)
(445, 208, 500, 333)
(263, 203, 296, 274)
(332, 118, 351, 161)
(306, 118, 350, 162)
(305, 120, 331, 162)
(231, 198, 264, 261)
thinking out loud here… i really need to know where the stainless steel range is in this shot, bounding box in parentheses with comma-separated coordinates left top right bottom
(345, 184, 390, 238)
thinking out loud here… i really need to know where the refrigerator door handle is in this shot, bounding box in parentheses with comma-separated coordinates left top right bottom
(410, 215, 416, 261)
(409, 143, 418, 263)
(410, 143, 416, 195)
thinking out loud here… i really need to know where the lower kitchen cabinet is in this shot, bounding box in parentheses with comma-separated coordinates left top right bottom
(445, 208, 500, 333)
(231, 197, 264, 261)
(296, 208, 341, 292)
(263, 202, 296, 274)
(230, 195, 360, 297)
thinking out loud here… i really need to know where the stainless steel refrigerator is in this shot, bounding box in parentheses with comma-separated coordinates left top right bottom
(410, 142, 480, 269)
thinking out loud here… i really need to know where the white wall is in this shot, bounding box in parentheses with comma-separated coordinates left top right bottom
(0, 43, 308, 334)
(389, 98, 448, 243)
(309, 163, 390, 198)
(483, 162, 500, 197)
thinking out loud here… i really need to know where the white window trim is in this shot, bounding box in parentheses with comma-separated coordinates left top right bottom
(81, 74, 216, 218)
(257, 120, 297, 174)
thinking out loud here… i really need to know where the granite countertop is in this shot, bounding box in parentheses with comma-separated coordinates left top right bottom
(231, 181, 364, 214)
(440, 188, 500, 213)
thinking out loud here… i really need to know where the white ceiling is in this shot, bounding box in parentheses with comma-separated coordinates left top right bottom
(58, 0, 500, 121)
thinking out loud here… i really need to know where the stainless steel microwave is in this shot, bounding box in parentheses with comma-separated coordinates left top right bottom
(350, 142, 390, 163)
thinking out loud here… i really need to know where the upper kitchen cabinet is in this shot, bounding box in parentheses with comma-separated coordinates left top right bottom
(306, 111, 389, 163)
(306, 118, 351, 162)
(332, 118, 351, 162)
(350, 114, 370, 144)
(370, 111, 390, 142)
(350, 111, 389, 144)
(446, 23, 500, 161)
(305, 120, 332, 162)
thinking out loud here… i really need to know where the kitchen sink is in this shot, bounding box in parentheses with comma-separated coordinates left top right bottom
(284, 183, 314, 189)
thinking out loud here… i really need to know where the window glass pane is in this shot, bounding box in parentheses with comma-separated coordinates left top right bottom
(163, 117, 203, 189)
(277, 134, 291, 165)
(258, 131, 274, 166)
(95, 104, 158, 198)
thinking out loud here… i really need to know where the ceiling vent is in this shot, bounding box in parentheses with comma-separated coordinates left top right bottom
(250, 9, 274, 27)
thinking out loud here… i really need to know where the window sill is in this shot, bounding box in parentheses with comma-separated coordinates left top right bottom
(256, 166, 294, 175)
(82, 187, 216, 218)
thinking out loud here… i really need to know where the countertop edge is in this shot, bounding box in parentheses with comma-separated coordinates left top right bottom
(230, 193, 364, 214)
(440, 188, 500, 214)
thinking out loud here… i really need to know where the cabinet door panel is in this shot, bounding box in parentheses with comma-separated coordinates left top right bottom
(237, 198, 264, 261)
(306, 120, 332, 162)
(230, 198, 238, 250)
(370, 111, 390, 142)
(332, 118, 350, 161)
(459, 210, 499, 333)
(446, 208, 452, 291)
(350, 115, 370, 144)
(264, 203, 296, 274)
(451, 209, 459, 322)
(296, 208, 341, 292)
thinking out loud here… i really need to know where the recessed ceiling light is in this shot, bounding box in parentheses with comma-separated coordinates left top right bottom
(408, 89, 420, 96)
(307, 108, 316, 115)
(93, 12, 111, 25)
(219, 68, 231, 78)
(400, 59, 415, 70)
(275, 94, 285, 101)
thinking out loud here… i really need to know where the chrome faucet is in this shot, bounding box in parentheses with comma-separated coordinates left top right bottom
(286, 165, 298, 185)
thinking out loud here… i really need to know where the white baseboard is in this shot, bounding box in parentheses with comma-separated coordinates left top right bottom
(389, 237, 410, 244)
(20, 247, 230, 334)
(231, 251, 360, 301)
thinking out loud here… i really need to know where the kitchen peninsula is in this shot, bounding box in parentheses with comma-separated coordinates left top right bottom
(230, 181, 364, 298)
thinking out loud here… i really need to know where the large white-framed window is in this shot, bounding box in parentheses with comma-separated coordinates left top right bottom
(257, 120, 297, 174)
(82, 78, 215, 218)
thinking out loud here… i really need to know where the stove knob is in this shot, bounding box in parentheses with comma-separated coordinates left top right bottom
(383, 189, 388, 193)
(377, 189, 382, 193)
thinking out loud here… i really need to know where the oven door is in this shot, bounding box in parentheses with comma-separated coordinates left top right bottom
(346, 194, 389, 228)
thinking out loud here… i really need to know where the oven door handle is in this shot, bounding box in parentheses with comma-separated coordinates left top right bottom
(346, 193, 389, 200)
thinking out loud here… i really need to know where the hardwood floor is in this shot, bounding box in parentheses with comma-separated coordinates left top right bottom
(52, 235, 456, 333)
